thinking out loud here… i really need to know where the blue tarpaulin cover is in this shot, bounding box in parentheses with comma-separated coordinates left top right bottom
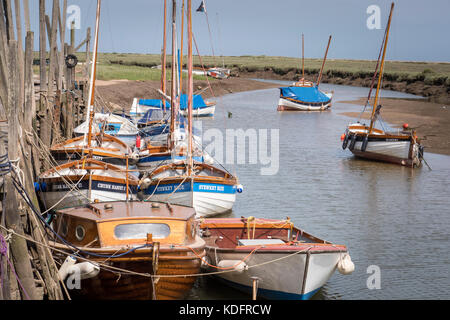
(139, 94, 208, 111)
(280, 86, 331, 103)
(138, 99, 170, 109)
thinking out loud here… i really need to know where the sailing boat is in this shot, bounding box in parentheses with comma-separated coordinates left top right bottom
(38, 0, 138, 210)
(196, 0, 230, 79)
(135, 0, 213, 170)
(140, 0, 240, 217)
(277, 35, 333, 111)
(50, 133, 135, 170)
(73, 112, 138, 148)
(342, 3, 423, 167)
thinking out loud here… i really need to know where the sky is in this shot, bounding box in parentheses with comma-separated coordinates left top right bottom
(23, 0, 450, 62)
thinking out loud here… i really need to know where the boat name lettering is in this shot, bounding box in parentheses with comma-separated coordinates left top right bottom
(198, 184, 224, 192)
(97, 183, 125, 191)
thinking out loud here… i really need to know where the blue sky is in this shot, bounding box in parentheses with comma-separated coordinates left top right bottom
(25, 0, 450, 62)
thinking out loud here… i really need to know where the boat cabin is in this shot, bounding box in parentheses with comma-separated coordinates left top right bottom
(52, 201, 199, 248)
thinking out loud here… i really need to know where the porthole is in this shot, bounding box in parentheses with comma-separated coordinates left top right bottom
(75, 225, 86, 241)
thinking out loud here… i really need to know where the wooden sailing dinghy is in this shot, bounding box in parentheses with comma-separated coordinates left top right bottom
(37, 158, 139, 210)
(278, 35, 333, 111)
(342, 3, 423, 167)
(50, 133, 136, 169)
(51, 200, 206, 300)
(200, 217, 354, 300)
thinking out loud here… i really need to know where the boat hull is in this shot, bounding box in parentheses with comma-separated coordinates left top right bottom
(205, 248, 343, 300)
(72, 253, 202, 300)
(277, 96, 332, 111)
(39, 179, 137, 210)
(180, 104, 215, 117)
(345, 128, 422, 167)
(143, 181, 236, 217)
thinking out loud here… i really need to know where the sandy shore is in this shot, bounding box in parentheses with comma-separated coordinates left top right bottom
(96, 77, 449, 156)
(339, 97, 450, 155)
(96, 78, 280, 110)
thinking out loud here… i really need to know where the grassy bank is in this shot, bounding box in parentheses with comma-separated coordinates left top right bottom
(34, 52, 450, 102)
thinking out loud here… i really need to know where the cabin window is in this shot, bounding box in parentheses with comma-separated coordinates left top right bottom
(114, 223, 170, 240)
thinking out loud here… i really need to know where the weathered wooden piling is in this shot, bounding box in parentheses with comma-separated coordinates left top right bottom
(0, 0, 93, 300)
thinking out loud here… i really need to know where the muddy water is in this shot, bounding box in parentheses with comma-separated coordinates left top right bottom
(187, 82, 450, 300)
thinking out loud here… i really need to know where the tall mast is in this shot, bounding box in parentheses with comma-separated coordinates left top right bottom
(187, 0, 193, 175)
(84, 0, 101, 148)
(161, 0, 167, 113)
(316, 35, 331, 87)
(169, 0, 177, 150)
(368, 2, 394, 134)
(179, 0, 185, 94)
(301, 33, 304, 80)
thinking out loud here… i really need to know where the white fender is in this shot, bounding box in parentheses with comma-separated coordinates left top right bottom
(217, 260, 248, 273)
(67, 262, 100, 280)
(337, 254, 355, 275)
(139, 177, 152, 189)
(58, 256, 77, 281)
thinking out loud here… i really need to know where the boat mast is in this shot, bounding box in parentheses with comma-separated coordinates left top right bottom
(368, 2, 394, 134)
(316, 35, 332, 87)
(161, 0, 167, 113)
(301, 33, 305, 80)
(84, 0, 101, 149)
(169, 0, 177, 150)
(187, 0, 193, 175)
(179, 0, 185, 94)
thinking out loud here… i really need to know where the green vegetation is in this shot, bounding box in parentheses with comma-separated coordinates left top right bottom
(33, 51, 450, 85)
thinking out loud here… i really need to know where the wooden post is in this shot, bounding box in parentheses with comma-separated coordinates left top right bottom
(58, 0, 67, 91)
(4, 40, 39, 300)
(0, 1, 9, 106)
(85, 27, 91, 79)
(13, 0, 24, 121)
(3, 0, 14, 41)
(48, 0, 61, 144)
(23, 0, 31, 32)
(39, 0, 47, 93)
(251, 277, 260, 300)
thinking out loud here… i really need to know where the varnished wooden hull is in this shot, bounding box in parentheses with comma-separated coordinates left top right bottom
(74, 254, 202, 300)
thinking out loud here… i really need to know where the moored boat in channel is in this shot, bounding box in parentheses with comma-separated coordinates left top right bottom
(199, 217, 354, 300)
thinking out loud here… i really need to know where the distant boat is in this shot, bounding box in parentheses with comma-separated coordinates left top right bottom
(73, 113, 139, 147)
(199, 217, 354, 300)
(278, 86, 333, 111)
(51, 200, 206, 300)
(342, 3, 423, 167)
(131, 93, 216, 118)
(206, 67, 230, 79)
(278, 34, 333, 111)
